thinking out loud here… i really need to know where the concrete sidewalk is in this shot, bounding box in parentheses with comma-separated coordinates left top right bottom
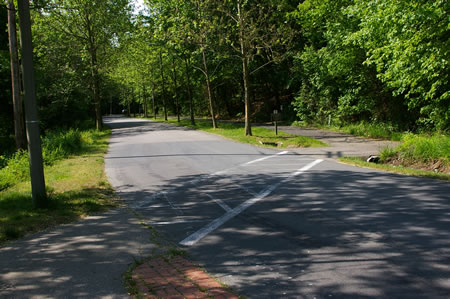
(0, 207, 156, 297)
(0, 205, 236, 298)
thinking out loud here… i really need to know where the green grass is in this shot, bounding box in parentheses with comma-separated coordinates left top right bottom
(150, 118, 327, 148)
(379, 133, 449, 172)
(339, 156, 450, 181)
(292, 120, 405, 141)
(0, 129, 117, 245)
(339, 133, 449, 180)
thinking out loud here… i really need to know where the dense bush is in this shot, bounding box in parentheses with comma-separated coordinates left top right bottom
(291, 0, 449, 131)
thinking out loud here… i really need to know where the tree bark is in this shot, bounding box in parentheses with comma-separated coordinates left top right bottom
(238, 0, 252, 136)
(159, 50, 168, 121)
(85, 12, 102, 130)
(151, 84, 156, 119)
(143, 83, 148, 118)
(171, 55, 180, 122)
(184, 55, 195, 125)
(7, 0, 26, 150)
(202, 48, 217, 129)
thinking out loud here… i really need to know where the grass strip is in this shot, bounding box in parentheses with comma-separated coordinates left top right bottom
(0, 129, 117, 245)
(149, 118, 327, 148)
(339, 157, 450, 181)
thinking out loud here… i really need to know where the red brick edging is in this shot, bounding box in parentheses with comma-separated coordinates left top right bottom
(132, 256, 239, 298)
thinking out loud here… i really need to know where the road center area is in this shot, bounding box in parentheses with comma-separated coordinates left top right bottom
(132, 151, 322, 246)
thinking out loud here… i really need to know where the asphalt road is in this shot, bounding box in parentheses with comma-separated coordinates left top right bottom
(105, 116, 450, 298)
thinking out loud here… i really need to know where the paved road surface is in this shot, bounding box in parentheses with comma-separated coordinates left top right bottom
(105, 116, 450, 298)
(257, 124, 400, 159)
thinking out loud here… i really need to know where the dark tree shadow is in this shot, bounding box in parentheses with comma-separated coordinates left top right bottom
(117, 167, 450, 298)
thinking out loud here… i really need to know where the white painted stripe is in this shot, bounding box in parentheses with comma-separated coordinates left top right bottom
(179, 159, 323, 246)
(235, 184, 259, 197)
(191, 180, 233, 212)
(133, 151, 291, 209)
(243, 151, 288, 165)
(204, 193, 232, 212)
(146, 219, 209, 225)
(164, 193, 183, 215)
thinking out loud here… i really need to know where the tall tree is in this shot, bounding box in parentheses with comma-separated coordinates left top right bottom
(39, 0, 132, 130)
(6, 0, 26, 149)
(213, 0, 288, 135)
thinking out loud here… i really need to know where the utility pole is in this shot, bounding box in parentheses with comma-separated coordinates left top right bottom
(17, 0, 47, 207)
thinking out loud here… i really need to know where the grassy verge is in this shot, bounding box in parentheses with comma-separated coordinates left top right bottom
(149, 118, 327, 148)
(0, 129, 117, 245)
(339, 157, 450, 181)
(292, 120, 405, 141)
(339, 133, 449, 180)
(379, 133, 449, 171)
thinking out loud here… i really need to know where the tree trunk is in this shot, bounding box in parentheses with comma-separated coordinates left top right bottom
(92, 62, 102, 130)
(238, 0, 252, 136)
(143, 83, 148, 118)
(151, 84, 156, 119)
(171, 55, 180, 122)
(184, 55, 195, 125)
(7, 0, 26, 150)
(202, 48, 217, 129)
(85, 13, 102, 130)
(17, 0, 47, 207)
(159, 50, 168, 121)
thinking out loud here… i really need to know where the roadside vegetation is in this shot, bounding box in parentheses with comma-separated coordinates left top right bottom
(0, 128, 117, 245)
(379, 134, 449, 173)
(0, 0, 448, 243)
(150, 118, 327, 148)
(340, 133, 450, 180)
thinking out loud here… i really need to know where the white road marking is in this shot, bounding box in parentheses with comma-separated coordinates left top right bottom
(146, 219, 209, 225)
(164, 193, 183, 215)
(132, 151, 291, 209)
(191, 180, 233, 212)
(235, 184, 259, 197)
(243, 151, 288, 165)
(179, 159, 323, 246)
(204, 193, 233, 212)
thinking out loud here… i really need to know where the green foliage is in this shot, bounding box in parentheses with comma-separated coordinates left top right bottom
(41, 130, 83, 164)
(0, 151, 30, 191)
(0, 129, 115, 244)
(0, 128, 102, 191)
(340, 156, 450, 181)
(347, 0, 449, 130)
(382, 134, 450, 164)
(339, 122, 404, 141)
(291, 0, 449, 131)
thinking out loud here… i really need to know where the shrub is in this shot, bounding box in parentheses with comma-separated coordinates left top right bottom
(42, 129, 82, 164)
(0, 150, 30, 191)
(0, 128, 91, 191)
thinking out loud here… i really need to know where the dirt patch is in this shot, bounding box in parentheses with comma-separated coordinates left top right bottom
(386, 157, 449, 174)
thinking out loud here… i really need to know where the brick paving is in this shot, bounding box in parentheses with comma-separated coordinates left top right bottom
(132, 256, 239, 298)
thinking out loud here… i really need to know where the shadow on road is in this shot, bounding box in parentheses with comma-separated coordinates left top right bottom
(118, 168, 450, 298)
